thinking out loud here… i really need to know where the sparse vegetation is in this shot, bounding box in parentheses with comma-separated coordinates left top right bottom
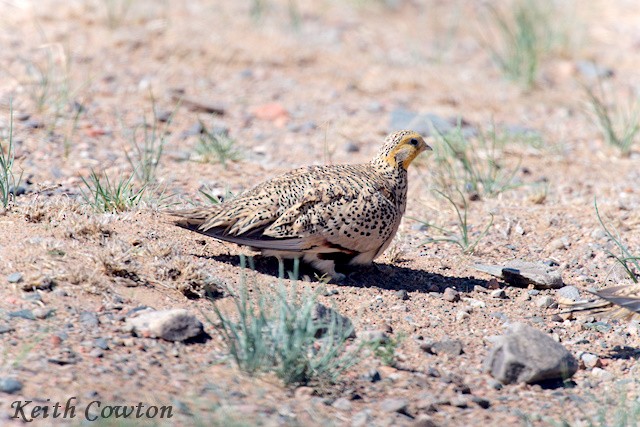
(595, 199, 640, 282)
(584, 81, 640, 155)
(80, 169, 145, 213)
(483, 0, 569, 88)
(431, 123, 522, 199)
(102, 0, 133, 28)
(195, 122, 241, 167)
(370, 333, 404, 367)
(212, 260, 359, 386)
(415, 189, 494, 254)
(0, 104, 22, 209)
(125, 96, 175, 185)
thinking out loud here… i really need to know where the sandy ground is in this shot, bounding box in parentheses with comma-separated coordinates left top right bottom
(2, 0, 640, 425)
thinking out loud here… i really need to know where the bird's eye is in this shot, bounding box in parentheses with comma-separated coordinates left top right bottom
(409, 138, 419, 146)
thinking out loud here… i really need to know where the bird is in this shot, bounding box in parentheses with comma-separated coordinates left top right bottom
(559, 284, 640, 322)
(170, 130, 431, 281)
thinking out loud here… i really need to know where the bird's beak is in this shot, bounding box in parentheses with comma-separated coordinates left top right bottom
(423, 142, 433, 152)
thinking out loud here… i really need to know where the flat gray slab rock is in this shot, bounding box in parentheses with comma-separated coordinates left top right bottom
(474, 260, 564, 289)
(126, 309, 204, 342)
(484, 322, 578, 384)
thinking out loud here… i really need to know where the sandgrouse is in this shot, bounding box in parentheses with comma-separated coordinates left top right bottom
(171, 130, 431, 281)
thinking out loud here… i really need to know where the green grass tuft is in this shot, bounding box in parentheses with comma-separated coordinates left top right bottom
(80, 169, 145, 213)
(0, 103, 23, 209)
(584, 81, 640, 155)
(194, 122, 241, 168)
(211, 259, 360, 386)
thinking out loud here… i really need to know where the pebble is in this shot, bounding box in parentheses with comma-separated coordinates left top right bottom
(80, 311, 100, 327)
(488, 379, 503, 390)
(580, 353, 601, 369)
(9, 309, 35, 320)
(89, 348, 104, 358)
(0, 325, 14, 334)
(351, 410, 371, 427)
(379, 398, 408, 414)
(94, 338, 109, 350)
(535, 296, 555, 308)
(491, 289, 507, 299)
(528, 290, 540, 296)
(421, 339, 463, 356)
(413, 414, 438, 427)
(395, 290, 409, 300)
(33, 308, 54, 319)
(548, 236, 570, 251)
(591, 367, 614, 381)
(0, 378, 23, 394)
(126, 309, 204, 341)
(557, 286, 581, 303)
(7, 272, 23, 283)
(474, 261, 564, 289)
(312, 304, 356, 339)
(471, 396, 491, 409)
(362, 369, 381, 382)
(331, 397, 352, 411)
(456, 311, 470, 322)
(343, 142, 360, 153)
(443, 288, 460, 302)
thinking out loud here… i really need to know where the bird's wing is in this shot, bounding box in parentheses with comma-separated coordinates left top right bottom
(168, 164, 390, 253)
(264, 182, 397, 253)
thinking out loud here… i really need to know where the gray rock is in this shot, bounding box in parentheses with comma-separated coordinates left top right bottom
(576, 60, 614, 80)
(379, 397, 408, 414)
(548, 236, 570, 251)
(474, 260, 564, 289)
(395, 290, 409, 300)
(94, 338, 109, 350)
(312, 304, 356, 339)
(471, 396, 491, 409)
(343, 142, 360, 153)
(536, 295, 555, 308)
(413, 414, 439, 427)
(7, 272, 23, 283)
(331, 397, 352, 411)
(126, 309, 204, 342)
(491, 289, 507, 299)
(33, 308, 54, 319)
(0, 378, 23, 394)
(484, 322, 578, 384)
(9, 309, 35, 320)
(352, 410, 371, 427)
(0, 324, 14, 334)
(580, 353, 601, 369)
(80, 311, 100, 327)
(422, 339, 463, 356)
(557, 286, 581, 304)
(362, 369, 381, 382)
(443, 288, 460, 302)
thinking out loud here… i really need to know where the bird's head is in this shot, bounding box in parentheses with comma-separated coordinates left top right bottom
(375, 130, 432, 170)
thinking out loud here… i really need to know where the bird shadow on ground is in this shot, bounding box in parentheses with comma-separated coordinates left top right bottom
(199, 254, 489, 294)
(608, 346, 640, 360)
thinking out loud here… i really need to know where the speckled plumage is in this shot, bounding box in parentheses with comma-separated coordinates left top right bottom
(171, 130, 431, 280)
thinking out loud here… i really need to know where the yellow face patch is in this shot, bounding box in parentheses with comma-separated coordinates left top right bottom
(384, 133, 431, 169)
